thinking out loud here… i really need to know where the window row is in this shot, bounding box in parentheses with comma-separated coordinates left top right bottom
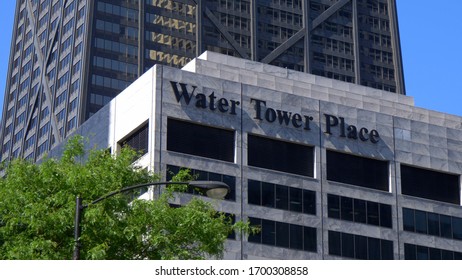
(166, 165, 236, 202)
(118, 122, 149, 157)
(403, 208, 462, 241)
(94, 38, 138, 58)
(404, 244, 462, 260)
(248, 217, 317, 253)
(97, 1, 138, 22)
(93, 56, 138, 76)
(328, 194, 392, 228)
(248, 179, 316, 215)
(165, 119, 460, 206)
(328, 231, 393, 260)
(91, 74, 131, 91)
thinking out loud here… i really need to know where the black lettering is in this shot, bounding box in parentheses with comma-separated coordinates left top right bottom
(359, 127, 369, 141)
(265, 108, 277, 123)
(195, 93, 207, 108)
(370, 129, 380, 143)
(251, 98, 266, 120)
(208, 92, 217, 110)
(347, 125, 358, 139)
(324, 114, 338, 135)
(292, 113, 303, 128)
(304, 115, 313, 130)
(277, 110, 292, 126)
(339, 117, 346, 137)
(170, 81, 196, 104)
(218, 98, 229, 113)
(229, 100, 240, 115)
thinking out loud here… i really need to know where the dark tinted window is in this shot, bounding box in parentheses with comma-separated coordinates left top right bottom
(328, 230, 393, 260)
(119, 122, 149, 157)
(276, 184, 289, 210)
(326, 150, 389, 191)
(440, 215, 452, 238)
(452, 217, 462, 240)
(328, 194, 392, 228)
(248, 179, 316, 215)
(402, 207, 462, 242)
(166, 165, 236, 201)
(340, 197, 353, 221)
(401, 165, 460, 205)
(328, 231, 341, 256)
(354, 235, 368, 260)
(167, 118, 235, 162)
(248, 134, 314, 177)
(249, 217, 317, 252)
(414, 210, 427, 234)
(402, 208, 415, 232)
(327, 194, 340, 219)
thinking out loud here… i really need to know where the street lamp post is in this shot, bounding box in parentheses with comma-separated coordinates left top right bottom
(73, 181, 230, 260)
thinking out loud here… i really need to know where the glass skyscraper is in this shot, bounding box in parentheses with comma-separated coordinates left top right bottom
(0, 0, 405, 163)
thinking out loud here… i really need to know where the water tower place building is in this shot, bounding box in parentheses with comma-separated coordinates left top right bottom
(59, 52, 462, 260)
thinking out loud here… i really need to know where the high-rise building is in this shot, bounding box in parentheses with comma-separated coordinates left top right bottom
(0, 0, 405, 165)
(47, 51, 462, 259)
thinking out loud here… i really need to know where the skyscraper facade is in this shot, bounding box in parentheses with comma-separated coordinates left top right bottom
(0, 0, 405, 163)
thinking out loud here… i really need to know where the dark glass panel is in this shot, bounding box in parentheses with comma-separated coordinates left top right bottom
(402, 208, 415, 232)
(452, 217, 462, 240)
(289, 187, 303, 212)
(427, 213, 440, 236)
(340, 197, 354, 221)
(328, 231, 341, 256)
(290, 224, 303, 250)
(354, 235, 368, 260)
(262, 219, 275, 245)
(276, 222, 289, 248)
(441, 250, 454, 260)
(208, 172, 221, 182)
(401, 164, 460, 205)
(261, 182, 275, 208)
(379, 204, 392, 228)
(304, 227, 317, 252)
(380, 240, 394, 260)
(353, 199, 367, 224)
(440, 214, 452, 238)
(404, 244, 416, 260)
(416, 245, 429, 260)
(120, 123, 149, 156)
(248, 218, 262, 243)
(275, 184, 289, 210)
(248, 134, 314, 177)
(327, 194, 340, 219)
(167, 118, 235, 162)
(367, 237, 380, 260)
(248, 179, 261, 205)
(166, 165, 180, 181)
(341, 233, 355, 258)
(303, 190, 316, 215)
(429, 248, 441, 260)
(414, 210, 427, 234)
(326, 150, 389, 191)
(454, 252, 462, 260)
(222, 175, 236, 201)
(194, 169, 208, 180)
(366, 202, 379, 226)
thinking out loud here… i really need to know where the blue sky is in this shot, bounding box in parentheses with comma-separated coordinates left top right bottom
(0, 1, 461, 116)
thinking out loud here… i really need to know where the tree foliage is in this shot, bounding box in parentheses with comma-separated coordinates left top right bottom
(0, 136, 236, 260)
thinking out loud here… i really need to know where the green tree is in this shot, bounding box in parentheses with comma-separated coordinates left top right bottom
(0, 136, 237, 260)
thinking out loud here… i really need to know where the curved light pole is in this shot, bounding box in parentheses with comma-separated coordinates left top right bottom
(73, 181, 230, 260)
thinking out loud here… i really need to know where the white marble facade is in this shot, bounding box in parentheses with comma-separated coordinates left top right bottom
(62, 52, 462, 260)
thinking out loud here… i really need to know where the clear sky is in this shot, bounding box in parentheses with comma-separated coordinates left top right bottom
(0, 1, 461, 117)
